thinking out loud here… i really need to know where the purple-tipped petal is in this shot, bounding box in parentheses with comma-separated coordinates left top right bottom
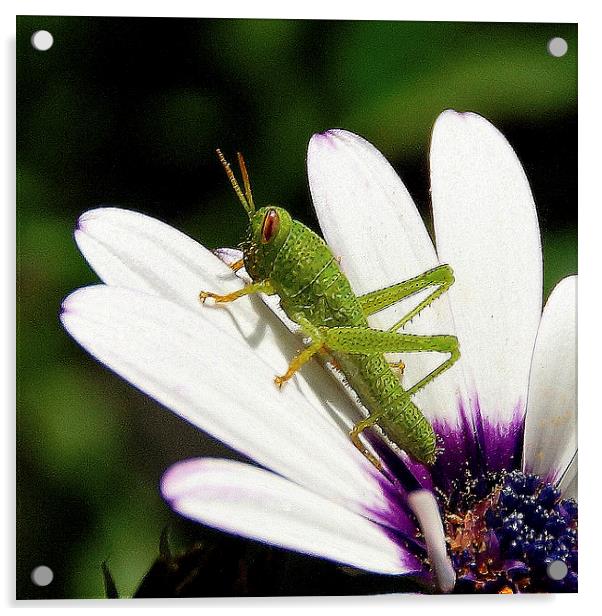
(408, 490, 455, 593)
(472, 397, 525, 475)
(308, 128, 466, 426)
(523, 276, 577, 484)
(61, 285, 415, 531)
(73, 207, 371, 449)
(430, 397, 483, 492)
(558, 455, 577, 500)
(162, 458, 424, 576)
(431, 111, 542, 437)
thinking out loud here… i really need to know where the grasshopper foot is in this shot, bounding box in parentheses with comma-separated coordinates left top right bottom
(274, 374, 289, 389)
(390, 359, 406, 375)
(199, 290, 234, 304)
(229, 259, 244, 272)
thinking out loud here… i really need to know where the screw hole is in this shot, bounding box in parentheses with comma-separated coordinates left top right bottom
(31, 565, 54, 586)
(31, 30, 54, 51)
(547, 37, 568, 58)
(546, 559, 568, 581)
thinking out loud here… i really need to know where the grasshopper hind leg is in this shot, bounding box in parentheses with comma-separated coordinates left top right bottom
(350, 415, 385, 471)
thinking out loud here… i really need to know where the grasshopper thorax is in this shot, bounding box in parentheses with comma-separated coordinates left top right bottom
(243, 206, 293, 281)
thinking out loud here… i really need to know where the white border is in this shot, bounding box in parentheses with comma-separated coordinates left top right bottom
(3, 1, 597, 614)
(8, 0, 582, 22)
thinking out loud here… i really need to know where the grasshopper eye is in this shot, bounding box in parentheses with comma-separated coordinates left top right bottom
(261, 209, 280, 244)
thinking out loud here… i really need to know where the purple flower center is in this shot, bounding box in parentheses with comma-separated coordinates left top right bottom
(438, 468, 577, 593)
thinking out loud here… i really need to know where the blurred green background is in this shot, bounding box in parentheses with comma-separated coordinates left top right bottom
(16, 16, 577, 599)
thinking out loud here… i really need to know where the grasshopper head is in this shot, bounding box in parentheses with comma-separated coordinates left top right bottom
(243, 206, 293, 280)
(215, 149, 293, 281)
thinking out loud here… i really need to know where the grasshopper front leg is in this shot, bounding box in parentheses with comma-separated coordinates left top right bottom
(199, 280, 274, 304)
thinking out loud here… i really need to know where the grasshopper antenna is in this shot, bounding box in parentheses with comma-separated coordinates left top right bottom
(237, 152, 255, 213)
(216, 149, 255, 218)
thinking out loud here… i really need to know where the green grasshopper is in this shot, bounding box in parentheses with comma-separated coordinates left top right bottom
(199, 151, 460, 468)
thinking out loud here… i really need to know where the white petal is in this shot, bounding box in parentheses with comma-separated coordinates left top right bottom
(561, 476, 577, 501)
(76, 207, 224, 309)
(61, 285, 411, 529)
(162, 458, 422, 575)
(75, 207, 361, 435)
(408, 490, 455, 593)
(308, 130, 435, 297)
(523, 276, 577, 484)
(558, 455, 577, 500)
(308, 129, 465, 423)
(431, 110, 542, 423)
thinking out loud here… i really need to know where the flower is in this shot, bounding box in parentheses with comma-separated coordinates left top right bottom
(61, 110, 577, 594)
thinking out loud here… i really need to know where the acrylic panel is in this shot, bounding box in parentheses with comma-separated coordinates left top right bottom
(16, 16, 577, 598)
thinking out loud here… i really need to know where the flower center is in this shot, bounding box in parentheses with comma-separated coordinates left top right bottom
(440, 469, 577, 593)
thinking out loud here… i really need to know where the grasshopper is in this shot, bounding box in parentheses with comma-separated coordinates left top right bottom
(199, 151, 460, 468)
